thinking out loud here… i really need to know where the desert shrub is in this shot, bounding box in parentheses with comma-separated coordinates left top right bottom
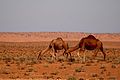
(68, 57, 75, 62)
(91, 73, 98, 77)
(26, 69, 33, 72)
(79, 78, 85, 80)
(46, 57, 55, 63)
(13, 56, 19, 62)
(43, 75, 54, 79)
(75, 68, 82, 72)
(67, 76, 76, 80)
(100, 64, 105, 69)
(113, 58, 120, 64)
(67, 62, 73, 65)
(59, 63, 66, 69)
(59, 66, 66, 69)
(43, 63, 49, 68)
(75, 66, 85, 72)
(26, 67, 34, 72)
(19, 57, 26, 63)
(24, 72, 30, 76)
(25, 58, 37, 65)
(42, 72, 47, 75)
(57, 77, 61, 79)
(98, 77, 104, 80)
(85, 63, 91, 66)
(61, 63, 64, 66)
(9, 75, 19, 79)
(3, 55, 12, 63)
(1, 70, 10, 74)
(111, 64, 117, 68)
(50, 71, 59, 75)
(0, 67, 10, 74)
(57, 56, 65, 62)
(108, 76, 117, 80)
(6, 64, 10, 66)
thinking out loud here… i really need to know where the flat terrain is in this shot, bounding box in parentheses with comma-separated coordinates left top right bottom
(0, 41, 120, 80)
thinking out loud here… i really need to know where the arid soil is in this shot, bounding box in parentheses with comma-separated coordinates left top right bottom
(0, 41, 120, 80)
(0, 32, 120, 80)
(0, 32, 120, 42)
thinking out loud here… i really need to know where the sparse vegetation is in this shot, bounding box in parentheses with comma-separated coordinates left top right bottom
(98, 77, 104, 80)
(42, 72, 47, 75)
(79, 78, 85, 80)
(0, 67, 10, 74)
(108, 76, 117, 80)
(67, 76, 76, 80)
(50, 71, 59, 75)
(85, 63, 91, 66)
(100, 64, 106, 69)
(111, 64, 117, 68)
(0, 41, 120, 79)
(43, 63, 49, 68)
(91, 73, 98, 77)
(75, 66, 85, 72)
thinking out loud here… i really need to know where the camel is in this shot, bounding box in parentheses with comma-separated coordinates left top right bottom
(64, 35, 106, 62)
(37, 37, 70, 60)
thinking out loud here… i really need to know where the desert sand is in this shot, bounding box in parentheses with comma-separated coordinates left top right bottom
(0, 32, 120, 80)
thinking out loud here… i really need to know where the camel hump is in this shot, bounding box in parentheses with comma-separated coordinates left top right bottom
(87, 35, 96, 39)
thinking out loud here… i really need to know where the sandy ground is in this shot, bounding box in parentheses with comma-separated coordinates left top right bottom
(0, 41, 120, 80)
(0, 32, 120, 80)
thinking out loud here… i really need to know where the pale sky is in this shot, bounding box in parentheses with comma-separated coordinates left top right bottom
(0, 0, 120, 33)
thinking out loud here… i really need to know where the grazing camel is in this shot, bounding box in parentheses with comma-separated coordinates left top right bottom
(37, 37, 70, 60)
(64, 35, 106, 62)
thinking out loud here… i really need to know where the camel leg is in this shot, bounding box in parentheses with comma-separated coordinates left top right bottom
(51, 48, 56, 60)
(80, 42, 86, 62)
(63, 51, 65, 56)
(78, 49, 84, 57)
(93, 49, 99, 58)
(77, 50, 80, 57)
(50, 52, 56, 60)
(83, 50, 87, 63)
(63, 51, 68, 58)
(79, 49, 86, 63)
(63, 50, 71, 58)
(37, 47, 50, 60)
(100, 47, 106, 60)
(37, 51, 42, 60)
(78, 49, 84, 62)
(67, 52, 72, 58)
(65, 52, 69, 58)
(69, 52, 71, 57)
(41, 47, 50, 56)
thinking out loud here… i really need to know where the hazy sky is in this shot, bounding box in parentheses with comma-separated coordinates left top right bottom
(0, 0, 120, 33)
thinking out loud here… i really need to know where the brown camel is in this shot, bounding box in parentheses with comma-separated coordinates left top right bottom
(64, 35, 106, 62)
(37, 37, 70, 60)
